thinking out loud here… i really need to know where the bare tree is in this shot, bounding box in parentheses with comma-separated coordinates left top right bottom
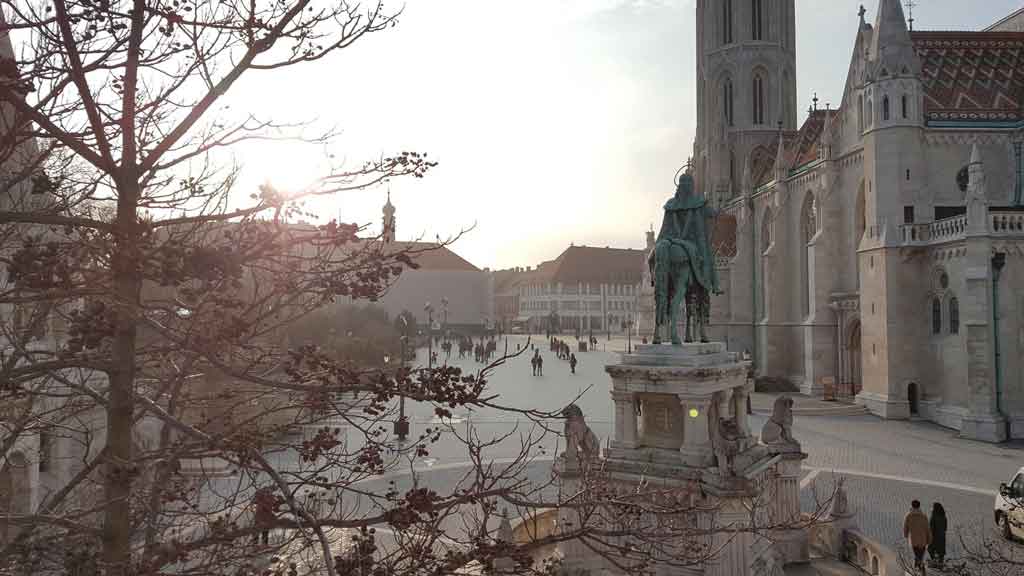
(0, 2, 835, 575)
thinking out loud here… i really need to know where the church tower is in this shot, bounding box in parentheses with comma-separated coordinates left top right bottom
(857, 0, 926, 419)
(694, 0, 797, 206)
(382, 191, 396, 243)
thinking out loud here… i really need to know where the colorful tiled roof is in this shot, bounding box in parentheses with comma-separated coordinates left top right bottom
(749, 110, 836, 187)
(911, 31, 1024, 122)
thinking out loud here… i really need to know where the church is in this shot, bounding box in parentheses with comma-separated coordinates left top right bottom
(700, 0, 1024, 442)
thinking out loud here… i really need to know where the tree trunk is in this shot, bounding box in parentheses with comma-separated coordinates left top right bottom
(104, 177, 141, 575)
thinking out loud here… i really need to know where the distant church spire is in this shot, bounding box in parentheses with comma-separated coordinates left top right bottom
(382, 189, 396, 243)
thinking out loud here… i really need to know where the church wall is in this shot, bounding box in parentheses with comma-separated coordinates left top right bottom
(998, 253, 1024, 436)
(923, 137, 1016, 209)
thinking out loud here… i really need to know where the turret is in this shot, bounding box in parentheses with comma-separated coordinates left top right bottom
(382, 190, 396, 243)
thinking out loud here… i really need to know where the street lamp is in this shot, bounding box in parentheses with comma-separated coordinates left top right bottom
(394, 315, 411, 441)
(424, 302, 434, 369)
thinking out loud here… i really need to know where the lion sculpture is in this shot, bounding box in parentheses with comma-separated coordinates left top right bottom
(760, 395, 797, 446)
(563, 403, 600, 463)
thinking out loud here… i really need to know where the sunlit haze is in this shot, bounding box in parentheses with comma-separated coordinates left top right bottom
(233, 0, 1021, 270)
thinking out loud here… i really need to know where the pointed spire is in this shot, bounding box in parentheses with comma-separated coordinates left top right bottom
(870, 0, 914, 66)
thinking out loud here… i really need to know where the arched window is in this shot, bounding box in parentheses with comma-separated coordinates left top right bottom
(751, 0, 763, 40)
(949, 297, 959, 334)
(801, 193, 816, 317)
(802, 193, 817, 243)
(901, 94, 908, 119)
(882, 95, 890, 121)
(723, 79, 734, 126)
(723, 0, 733, 44)
(931, 297, 942, 334)
(867, 100, 873, 125)
(752, 74, 766, 125)
(729, 149, 738, 195)
(858, 94, 864, 132)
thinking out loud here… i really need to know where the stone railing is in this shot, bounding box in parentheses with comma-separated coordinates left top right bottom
(898, 215, 968, 246)
(990, 210, 1024, 236)
(844, 528, 902, 576)
(807, 514, 903, 576)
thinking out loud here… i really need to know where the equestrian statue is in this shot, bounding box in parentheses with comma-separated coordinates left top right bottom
(648, 162, 721, 345)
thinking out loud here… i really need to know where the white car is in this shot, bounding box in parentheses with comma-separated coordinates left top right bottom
(995, 466, 1024, 540)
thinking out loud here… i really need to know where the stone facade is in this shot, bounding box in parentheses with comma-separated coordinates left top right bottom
(704, 0, 1024, 442)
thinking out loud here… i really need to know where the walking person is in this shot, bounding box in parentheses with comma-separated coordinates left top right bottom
(531, 355, 537, 376)
(903, 499, 932, 574)
(570, 353, 577, 374)
(537, 354, 543, 376)
(928, 502, 947, 569)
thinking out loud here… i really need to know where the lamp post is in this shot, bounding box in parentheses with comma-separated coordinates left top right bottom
(394, 316, 410, 441)
(607, 313, 611, 342)
(424, 302, 434, 369)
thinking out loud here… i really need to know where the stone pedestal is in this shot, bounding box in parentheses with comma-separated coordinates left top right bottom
(555, 342, 812, 576)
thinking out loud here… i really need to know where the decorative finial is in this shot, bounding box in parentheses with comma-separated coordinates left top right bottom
(812, 92, 819, 111)
(905, 0, 916, 31)
(858, 4, 866, 21)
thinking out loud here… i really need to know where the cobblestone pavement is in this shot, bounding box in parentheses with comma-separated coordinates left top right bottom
(372, 336, 1024, 565)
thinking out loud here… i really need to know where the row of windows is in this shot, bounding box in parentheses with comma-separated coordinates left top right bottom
(520, 299, 635, 312)
(520, 283, 637, 297)
(858, 92, 912, 131)
(721, 74, 769, 127)
(721, 0, 764, 45)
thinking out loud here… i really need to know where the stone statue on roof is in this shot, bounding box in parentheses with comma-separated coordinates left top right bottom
(648, 160, 721, 345)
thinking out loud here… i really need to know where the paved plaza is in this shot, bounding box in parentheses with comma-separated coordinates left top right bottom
(387, 335, 1024, 566)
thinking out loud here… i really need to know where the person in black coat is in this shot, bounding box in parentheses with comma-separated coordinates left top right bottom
(928, 502, 947, 568)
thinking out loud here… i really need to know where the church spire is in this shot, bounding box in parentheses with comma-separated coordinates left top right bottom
(382, 189, 396, 243)
(869, 0, 918, 73)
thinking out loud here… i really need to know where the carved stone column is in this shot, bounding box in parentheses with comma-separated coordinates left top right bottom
(611, 390, 638, 449)
(732, 385, 750, 436)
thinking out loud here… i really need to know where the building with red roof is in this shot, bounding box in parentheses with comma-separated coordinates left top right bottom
(696, 0, 1024, 442)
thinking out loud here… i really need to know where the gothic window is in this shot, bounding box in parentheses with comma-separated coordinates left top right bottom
(752, 73, 766, 125)
(882, 95, 890, 121)
(949, 297, 959, 335)
(931, 297, 942, 335)
(901, 94, 908, 119)
(858, 95, 864, 132)
(802, 193, 817, 244)
(723, 79, 734, 126)
(723, 0, 733, 44)
(729, 149, 738, 195)
(867, 100, 873, 125)
(801, 193, 816, 317)
(751, 0, 763, 40)
(1014, 141, 1023, 205)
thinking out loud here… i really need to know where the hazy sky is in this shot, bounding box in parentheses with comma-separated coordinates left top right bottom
(235, 0, 1022, 270)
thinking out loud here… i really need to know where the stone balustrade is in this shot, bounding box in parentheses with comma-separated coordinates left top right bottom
(990, 210, 1024, 235)
(807, 513, 903, 576)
